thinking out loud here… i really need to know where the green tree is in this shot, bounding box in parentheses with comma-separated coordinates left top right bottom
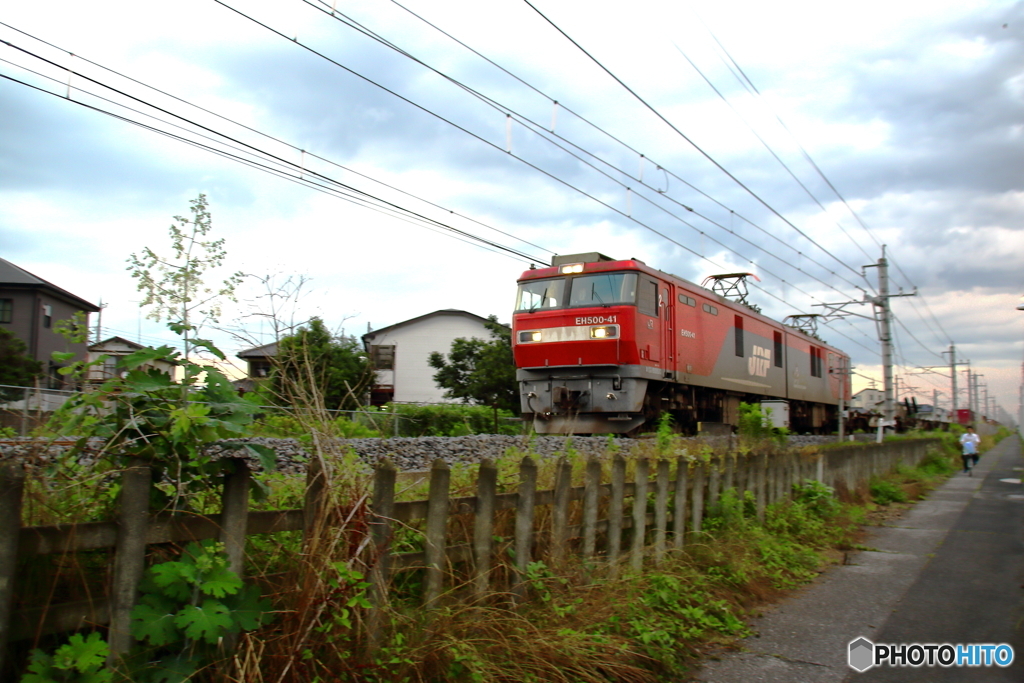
(0, 327, 42, 400)
(273, 317, 372, 412)
(126, 193, 243, 357)
(428, 316, 518, 421)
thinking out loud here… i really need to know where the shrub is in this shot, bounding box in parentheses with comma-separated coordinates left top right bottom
(870, 478, 907, 505)
(376, 403, 521, 437)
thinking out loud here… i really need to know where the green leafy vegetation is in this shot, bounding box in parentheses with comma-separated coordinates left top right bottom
(13, 405, 979, 682)
(0, 326, 42, 400)
(271, 317, 373, 412)
(428, 315, 518, 419)
(126, 541, 271, 681)
(126, 193, 242, 359)
(21, 633, 111, 683)
(50, 330, 275, 507)
(738, 402, 787, 443)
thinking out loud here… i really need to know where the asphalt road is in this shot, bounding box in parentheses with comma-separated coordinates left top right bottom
(695, 435, 1024, 682)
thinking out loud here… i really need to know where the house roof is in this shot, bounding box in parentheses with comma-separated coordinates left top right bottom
(236, 341, 278, 359)
(0, 257, 100, 312)
(88, 336, 145, 352)
(362, 309, 504, 345)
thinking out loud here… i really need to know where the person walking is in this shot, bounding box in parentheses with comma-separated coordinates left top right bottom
(960, 425, 981, 475)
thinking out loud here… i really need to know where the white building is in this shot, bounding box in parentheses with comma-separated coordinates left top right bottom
(87, 336, 176, 383)
(850, 388, 884, 411)
(361, 309, 500, 404)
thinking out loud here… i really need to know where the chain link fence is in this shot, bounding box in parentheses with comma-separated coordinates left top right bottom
(0, 385, 78, 436)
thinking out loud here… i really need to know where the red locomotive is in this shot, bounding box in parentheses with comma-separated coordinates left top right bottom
(513, 253, 850, 435)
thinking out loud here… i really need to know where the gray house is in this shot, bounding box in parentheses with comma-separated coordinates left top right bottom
(0, 257, 100, 389)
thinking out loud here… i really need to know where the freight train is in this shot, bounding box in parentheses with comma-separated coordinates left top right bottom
(513, 253, 850, 435)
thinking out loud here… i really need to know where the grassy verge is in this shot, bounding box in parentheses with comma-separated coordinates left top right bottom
(11, 435, 987, 682)
(251, 440, 964, 683)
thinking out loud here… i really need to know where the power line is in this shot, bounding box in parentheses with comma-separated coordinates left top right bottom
(2, 13, 940, 373)
(669, 40, 879, 269)
(210, 1, 881, 319)
(520, 0, 871, 289)
(301, 0, 873, 302)
(0, 37, 547, 265)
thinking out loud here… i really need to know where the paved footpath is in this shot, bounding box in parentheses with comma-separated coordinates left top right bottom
(695, 435, 1024, 682)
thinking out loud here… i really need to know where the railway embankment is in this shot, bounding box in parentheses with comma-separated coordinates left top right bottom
(0, 432, 867, 473)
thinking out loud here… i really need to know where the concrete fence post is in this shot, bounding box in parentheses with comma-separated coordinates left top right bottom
(654, 459, 670, 564)
(607, 454, 626, 578)
(219, 458, 250, 579)
(551, 458, 572, 569)
(723, 452, 734, 493)
(107, 459, 151, 664)
(691, 463, 706, 534)
(423, 459, 450, 606)
(582, 455, 601, 560)
(512, 457, 537, 603)
(708, 457, 721, 508)
(672, 457, 688, 549)
(756, 453, 767, 522)
(472, 459, 498, 600)
(0, 463, 25, 674)
(303, 453, 328, 544)
(368, 457, 396, 651)
(630, 458, 649, 574)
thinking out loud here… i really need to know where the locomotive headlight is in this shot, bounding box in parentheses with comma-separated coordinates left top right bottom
(560, 263, 584, 274)
(590, 325, 618, 339)
(519, 330, 543, 343)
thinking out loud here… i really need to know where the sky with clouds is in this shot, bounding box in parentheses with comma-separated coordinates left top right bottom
(2, 0, 1022, 420)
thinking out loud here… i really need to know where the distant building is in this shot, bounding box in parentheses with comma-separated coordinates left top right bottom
(232, 341, 278, 395)
(0, 257, 100, 389)
(237, 341, 277, 379)
(87, 336, 177, 383)
(850, 388, 884, 411)
(362, 309, 501, 405)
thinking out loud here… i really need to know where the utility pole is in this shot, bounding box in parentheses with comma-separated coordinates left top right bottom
(810, 246, 916, 434)
(834, 356, 852, 441)
(863, 246, 916, 426)
(94, 300, 107, 345)
(973, 373, 984, 418)
(942, 344, 961, 416)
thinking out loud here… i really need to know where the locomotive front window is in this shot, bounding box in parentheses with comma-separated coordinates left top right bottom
(567, 272, 638, 308)
(516, 278, 566, 311)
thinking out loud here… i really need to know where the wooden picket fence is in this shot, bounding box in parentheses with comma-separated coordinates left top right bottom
(0, 438, 940, 671)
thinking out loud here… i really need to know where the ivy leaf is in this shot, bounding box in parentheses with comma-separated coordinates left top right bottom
(149, 652, 202, 683)
(225, 584, 273, 632)
(120, 345, 179, 371)
(23, 649, 56, 683)
(124, 367, 175, 391)
(174, 600, 233, 644)
(63, 632, 109, 673)
(245, 443, 278, 472)
(151, 561, 196, 601)
(131, 598, 181, 647)
(198, 564, 242, 598)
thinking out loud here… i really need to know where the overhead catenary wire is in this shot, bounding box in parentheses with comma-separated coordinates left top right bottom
(301, 0, 873, 302)
(0, 39, 547, 265)
(686, 10, 959, 346)
(205, 0, 888, 323)
(520, 0, 873, 290)
(669, 41, 879, 269)
(0, 16, 906, 366)
(0, 13, 937, 376)
(0, 20, 553, 261)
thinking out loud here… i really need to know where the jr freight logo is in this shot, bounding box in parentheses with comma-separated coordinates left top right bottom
(848, 637, 1014, 672)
